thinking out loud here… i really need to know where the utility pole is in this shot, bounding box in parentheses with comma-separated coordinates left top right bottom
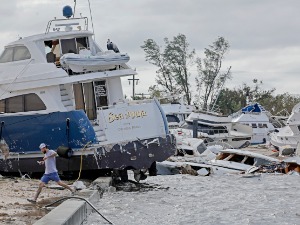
(128, 74, 139, 100)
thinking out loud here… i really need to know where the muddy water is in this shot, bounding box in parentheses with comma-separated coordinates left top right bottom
(86, 174, 300, 225)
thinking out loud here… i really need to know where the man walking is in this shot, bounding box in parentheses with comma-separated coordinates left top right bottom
(27, 143, 75, 204)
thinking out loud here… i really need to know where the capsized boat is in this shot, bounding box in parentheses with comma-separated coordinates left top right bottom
(157, 148, 279, 176)
(0, 7, 176, 177)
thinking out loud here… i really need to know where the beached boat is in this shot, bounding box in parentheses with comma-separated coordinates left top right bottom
(175, 110, 253, 148)
(0, 6, 176, 177)
(160, 96, 195, 129)
(210, 149, 279, 174)
(269, 102, 300, 152)
(231, 103, 275, 144)
(157, 148, 279, 175)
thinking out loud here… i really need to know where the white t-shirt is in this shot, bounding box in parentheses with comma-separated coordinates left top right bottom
(44, 150, 58, 174)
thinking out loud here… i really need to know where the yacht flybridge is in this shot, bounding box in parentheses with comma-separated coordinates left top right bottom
(0, 6, 175, 177)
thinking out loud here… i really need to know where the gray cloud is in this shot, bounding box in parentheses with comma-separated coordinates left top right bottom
(0, 0, 299, 96)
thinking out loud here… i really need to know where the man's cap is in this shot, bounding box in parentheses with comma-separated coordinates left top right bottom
(39, 143, 47, 149)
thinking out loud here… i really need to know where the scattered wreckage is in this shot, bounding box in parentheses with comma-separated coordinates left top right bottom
(157, 148, 280, 176)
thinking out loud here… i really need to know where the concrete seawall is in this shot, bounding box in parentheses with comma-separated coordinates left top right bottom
(34, 177, 112, 225)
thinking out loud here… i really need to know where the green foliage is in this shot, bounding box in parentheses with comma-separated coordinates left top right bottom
(216, 79, 300, 115)
(141, 34, 195, 104)
(195, 37, 231, 111)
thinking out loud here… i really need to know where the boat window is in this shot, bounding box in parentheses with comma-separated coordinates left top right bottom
(76, 37, 89, 52)
(216, 153, 229, 160)
(0, 48, 13, 63)
(73, 83, 85, 110)
(6, 95, 23, 113)
(0, 100, 4, 113)
(232, 137, 251, 141)
(44, 40, 61, 65)
(262, 124, 268, 128)
(214, 126, 227, 134)
(224, 153, 235, 161)
(24, 94, 46, 111)
(181, 121, 194, 130)
(251, 123, 257, 128)
(241, 156, 255, 165)
(0, 93, 46, 113)
(166, 115, 180, 123)
(228, 154, 244, 163)
(0, 46, 31, 63)
(254, 158, 273, 166)
(13, 46, 31, 61)
(83, 82, 96, 120)
(258, 123, 263, 128)
(196, 142, 207, 154)
(61, 38, 77, 54)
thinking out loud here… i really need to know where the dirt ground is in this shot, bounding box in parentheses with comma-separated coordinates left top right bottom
(0, 177, 77, 225)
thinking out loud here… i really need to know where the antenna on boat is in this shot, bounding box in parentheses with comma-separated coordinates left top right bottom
(73, 0, 77, 18)
(63, 5, 73, 19)
(87, 0, 96, 40)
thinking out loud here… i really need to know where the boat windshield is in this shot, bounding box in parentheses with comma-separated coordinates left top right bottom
(0, 46, 31, 63)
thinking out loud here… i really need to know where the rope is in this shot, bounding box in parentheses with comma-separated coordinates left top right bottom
(76, 141, 92, 182)
(44, 196, 113, 224)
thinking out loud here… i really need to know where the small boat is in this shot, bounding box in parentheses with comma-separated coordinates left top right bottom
(60, 50, 130, 73)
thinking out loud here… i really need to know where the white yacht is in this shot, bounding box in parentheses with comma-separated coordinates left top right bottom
(0, 6, 176, 176)
(269, 102, 300, 151)
(176, 110, 253, 148)
(161, 101, 195, 129)
(231, 103, 275, 144)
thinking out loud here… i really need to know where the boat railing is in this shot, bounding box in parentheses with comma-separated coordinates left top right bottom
(45, 17, 88, 34)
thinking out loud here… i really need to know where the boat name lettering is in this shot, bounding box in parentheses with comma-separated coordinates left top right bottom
(125, 110, 147, 119)
(108, 111, 147, 123)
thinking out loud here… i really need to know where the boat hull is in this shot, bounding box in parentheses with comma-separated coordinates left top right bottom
(0, 134, 176, 173)
(0, 110, 97, 152)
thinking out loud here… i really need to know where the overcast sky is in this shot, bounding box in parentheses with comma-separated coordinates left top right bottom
(1, 0, 300, 99)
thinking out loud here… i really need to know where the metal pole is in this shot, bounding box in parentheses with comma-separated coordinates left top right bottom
(193, 119, 198, 138)
(133, 74, 135, 100)
(128, 75, 139, 100)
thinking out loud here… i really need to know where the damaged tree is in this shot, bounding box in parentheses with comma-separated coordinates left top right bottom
(195, 37, 231, 111)
(141, 34, 195, 104)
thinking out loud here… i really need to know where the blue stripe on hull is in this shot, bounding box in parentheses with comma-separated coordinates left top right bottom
(0, 134, 176, 173)
(0, 110, 96, 152)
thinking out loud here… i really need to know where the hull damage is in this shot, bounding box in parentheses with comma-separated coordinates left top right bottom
(0, 135, 176, 173)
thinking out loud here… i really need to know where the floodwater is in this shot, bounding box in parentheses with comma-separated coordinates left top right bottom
(85, 173, 300, 225)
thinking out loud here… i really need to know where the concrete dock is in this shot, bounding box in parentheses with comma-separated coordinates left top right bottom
(34, 177, 112, 225)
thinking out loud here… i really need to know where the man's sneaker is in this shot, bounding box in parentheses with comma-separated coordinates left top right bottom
(27, 199, 37, 204)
